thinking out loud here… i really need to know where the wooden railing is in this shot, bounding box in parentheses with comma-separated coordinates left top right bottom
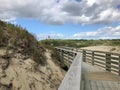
(55, 47, 82, 90)
(55, 46, 120, 90)
(55, 47, 77, 68)
(57, 46, 120, 76)
(82, 49, 120, 76)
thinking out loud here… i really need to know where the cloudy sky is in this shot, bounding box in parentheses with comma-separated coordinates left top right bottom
(0, 0, 120, 39)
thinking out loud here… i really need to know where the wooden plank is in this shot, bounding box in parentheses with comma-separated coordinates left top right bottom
(94, 56, 105, 62)
(83, 50, 86, 62)
(58, 53, 82, 90)
(119, 56, 120, 76)
(94, 60, 106, 65)
(94, 63, 105, 69)
(55, 47, 77, 54)
(111, 56, 119, 60)
(106, 63, 119, 70)
(85, 52, 92, 55)
(109, 61, 119, 65)
(86, 58, 92, 63)
(94, 53, 105, 58)
(85, 54, 92, 58)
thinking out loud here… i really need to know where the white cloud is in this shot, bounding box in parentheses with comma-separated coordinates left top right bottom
(0, 0, 120, 25)
(73, 25, 120, 39)
(86, 0, 96, 6)
(37, 33, 64, 40)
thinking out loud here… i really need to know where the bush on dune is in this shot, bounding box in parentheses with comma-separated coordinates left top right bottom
(0, 20, 46, 65)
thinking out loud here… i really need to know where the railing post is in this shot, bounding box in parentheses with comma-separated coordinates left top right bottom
(67, 52, 70, 67)
(83, 50, 86, 62)
(71, 48, 73, 51)
(74, 48, 78, 52)
(72, 52, 76, 58)
(119, 56, 120, 76)
(60, 50, 63, 61)
(106, 52, 111, 72)
(92, 51, 94, 65)
(63, 51, 66, 63)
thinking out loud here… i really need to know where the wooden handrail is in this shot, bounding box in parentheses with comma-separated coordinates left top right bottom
(58, 53, 82, 90)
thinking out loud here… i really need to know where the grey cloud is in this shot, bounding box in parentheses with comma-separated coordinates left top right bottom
(61, 2, 82, 16)
(0, 0, 120, 25)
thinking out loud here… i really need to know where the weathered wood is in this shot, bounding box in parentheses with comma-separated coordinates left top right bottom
(94, 57, 106, 62)
(81, 49, 120, 75)
(82, 62, 120, 90)
(119, 56, 120, 76)
(111, 56, 119, 60)
(83, 50, 86, 62)
(58, 53, 82, 90)
(94, 63, 105, 69)
(94, 60, 105, 65)
(55, 47, 77, 54)
(93, 53, 105, 58)
(55, 47, 77, 69)
(106, 53, 111, 72)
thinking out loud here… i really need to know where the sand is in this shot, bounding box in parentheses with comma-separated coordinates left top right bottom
(0, 49, 65, 90)
(81, 45, 120, 53)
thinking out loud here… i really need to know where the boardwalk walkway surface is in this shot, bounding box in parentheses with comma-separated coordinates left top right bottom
(82, 62, 120, 90)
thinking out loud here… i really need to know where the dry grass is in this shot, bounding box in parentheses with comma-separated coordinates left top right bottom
(0, 20, 46, 65)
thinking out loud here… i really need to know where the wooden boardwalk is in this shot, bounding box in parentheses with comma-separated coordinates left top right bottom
(55, 46, 120, 90)
(82, 62, 120, 90)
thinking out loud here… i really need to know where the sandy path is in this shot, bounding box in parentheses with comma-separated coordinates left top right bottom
(45, 50, 65, 80)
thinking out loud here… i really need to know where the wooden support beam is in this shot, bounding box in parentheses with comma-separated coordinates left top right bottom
(83, 50, 86, 62)
(106, 53, 111, 72)
(118, 56, 120, 76)
(92, 51, 94, 65)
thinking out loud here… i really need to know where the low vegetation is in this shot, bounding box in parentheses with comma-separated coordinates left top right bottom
(40, 39, 120, 48)
(40, 40, 69, 71)
(0, 20, 46, 65)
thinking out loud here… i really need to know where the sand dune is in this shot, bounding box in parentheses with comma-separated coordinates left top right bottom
(0, 49, 65, 90)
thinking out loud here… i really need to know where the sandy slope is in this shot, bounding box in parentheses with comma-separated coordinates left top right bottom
(81, 46, 120, 53)
(0, 49, 65, 90)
